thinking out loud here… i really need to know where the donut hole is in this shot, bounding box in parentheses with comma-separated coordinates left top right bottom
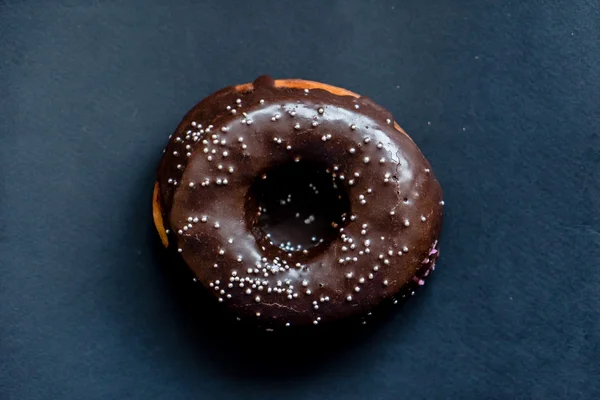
(246, 160, 351, 256)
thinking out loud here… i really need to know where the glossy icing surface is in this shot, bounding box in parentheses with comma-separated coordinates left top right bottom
(156, 76, 443, 327)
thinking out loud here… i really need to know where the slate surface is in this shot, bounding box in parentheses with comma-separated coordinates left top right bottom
(1, 1, 599, 399)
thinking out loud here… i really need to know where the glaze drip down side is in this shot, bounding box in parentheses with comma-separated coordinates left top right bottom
(155, 76, 444, 328)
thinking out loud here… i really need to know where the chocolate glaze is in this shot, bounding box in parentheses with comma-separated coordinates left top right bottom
(156, 76, 444, 328)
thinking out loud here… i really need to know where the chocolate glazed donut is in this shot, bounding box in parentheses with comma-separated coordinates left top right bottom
(153, 76, 444, 328)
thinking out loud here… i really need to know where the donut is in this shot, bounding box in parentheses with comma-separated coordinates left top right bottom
(153, 76, 444, 328)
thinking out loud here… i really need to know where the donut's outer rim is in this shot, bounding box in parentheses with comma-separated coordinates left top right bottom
(153, 78, 412, 248)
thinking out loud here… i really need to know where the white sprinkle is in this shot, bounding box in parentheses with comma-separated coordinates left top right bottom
(379, 158, 385, 164)
(355, 286, 361, 292)
(403, 246, 409, 253)
(177, 248, 183, 253)
(188, 182, 195, 187)
(347, 295, 353, 301)
(259, 99, 265, 104)
(421, 216, 427, 222)
(318, 108, 324, 114)
(294, 123, 300, 130)
(349, 148, 356, 154)
(383, 280, 388, 286)
(404, 220, 410, 227)
(214, 222, 220, 228)
(363, 157, 370, 163)
(255, 296, 261, 303)
(351, 124, 356, 130)
(386, 118, 392, 124)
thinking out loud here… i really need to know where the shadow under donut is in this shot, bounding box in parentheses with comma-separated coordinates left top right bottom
(150, 230, 424, 382)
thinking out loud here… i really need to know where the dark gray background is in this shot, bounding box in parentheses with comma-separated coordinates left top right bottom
(1, 1, 599, 399)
